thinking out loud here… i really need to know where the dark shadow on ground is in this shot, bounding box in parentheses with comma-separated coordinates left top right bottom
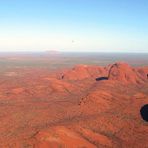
(96, 77, 108, 81)
(140, 104, 148, 122)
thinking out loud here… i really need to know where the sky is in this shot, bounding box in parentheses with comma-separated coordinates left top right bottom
(0, 0, 148, 53)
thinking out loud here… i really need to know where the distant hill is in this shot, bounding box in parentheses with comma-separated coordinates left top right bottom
(44, 50, 61, 55)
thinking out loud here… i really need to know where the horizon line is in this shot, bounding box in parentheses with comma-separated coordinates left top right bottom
(0, 51, 148, 54)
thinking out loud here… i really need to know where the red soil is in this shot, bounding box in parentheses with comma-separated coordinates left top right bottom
(0, 62, 147, 147)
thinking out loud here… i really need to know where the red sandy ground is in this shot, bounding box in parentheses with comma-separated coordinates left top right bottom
(0, 62, 148, 148)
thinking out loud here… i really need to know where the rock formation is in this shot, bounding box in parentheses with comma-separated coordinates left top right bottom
(108, 62, 147, 84)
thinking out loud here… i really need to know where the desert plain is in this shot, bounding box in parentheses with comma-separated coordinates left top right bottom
(0, 52, 147, 148)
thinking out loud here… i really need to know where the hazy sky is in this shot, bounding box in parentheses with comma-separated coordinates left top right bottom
(0, 0, 148, 52)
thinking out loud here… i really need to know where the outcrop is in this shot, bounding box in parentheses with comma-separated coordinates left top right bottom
(108, 62, 148, 84)
(61, 65, 107, 80)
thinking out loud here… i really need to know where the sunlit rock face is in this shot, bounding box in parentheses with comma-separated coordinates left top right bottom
(108, 62, 147, 84)
(61, 65, 107, 80)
